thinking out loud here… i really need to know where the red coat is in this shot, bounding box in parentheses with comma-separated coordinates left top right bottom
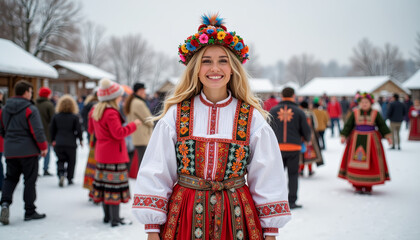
(88, 107, 136, 164)
(327, 101, 342, 118)
(263, 97, 279, 111)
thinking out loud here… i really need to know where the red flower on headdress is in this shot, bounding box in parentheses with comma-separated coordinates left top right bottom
(178, 47, 183, 54)
(224, 34, 233, 44)
(191, 39, 199, 47)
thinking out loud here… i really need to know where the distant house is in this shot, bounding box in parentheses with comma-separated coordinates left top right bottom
(403, 70, 420, 100)
(0, 38, 58, 98)
(50, 60, 116, 97)
(298, 76, 410, 98)
(248, 78, 274, 100)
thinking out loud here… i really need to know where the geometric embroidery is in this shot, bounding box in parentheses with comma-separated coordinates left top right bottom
(256, 201, 291, 218)
(132, 194, 168, 214)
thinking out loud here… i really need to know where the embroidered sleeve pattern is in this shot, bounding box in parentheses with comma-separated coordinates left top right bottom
(145, 224, 161, 230)
(256, 201, 291, 218)
(132, 194, 168, 214)
(263, 228, 279, 234)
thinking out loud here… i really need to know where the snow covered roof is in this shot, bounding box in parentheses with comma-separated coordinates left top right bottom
(297, 76, 409, 96)
(0, 38, 58, 78)
(249, 78, 274, 93)
(50, 60, 115, 81)
(403, 69, 420, 89)
(275, 81, 300, 92)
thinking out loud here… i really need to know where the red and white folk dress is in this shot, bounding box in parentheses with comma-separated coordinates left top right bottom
(132, 92, 291, 239)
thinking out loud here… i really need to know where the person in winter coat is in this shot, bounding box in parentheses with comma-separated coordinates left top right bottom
(88, 78, 141, 227)
(123, 82, 154, 171)
(269, 87, 311, 209)
(312, 101, 330, 150)
(50, 95, 83, 187)
(263, 94, 280, 111)
(0, 80, 47, 225)
(35, 87, 55, 176)
(327, 96, 342, 137)
(387, 93, 407, 150)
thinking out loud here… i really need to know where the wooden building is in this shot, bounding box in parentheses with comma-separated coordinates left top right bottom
(50, 60, 116, 97)
(0, 38, 58, 98)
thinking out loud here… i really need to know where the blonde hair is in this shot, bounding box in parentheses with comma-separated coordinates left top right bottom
(92, 99, 119, 121)
(153, 45, 268, 121)
(56, 95, 79, 114)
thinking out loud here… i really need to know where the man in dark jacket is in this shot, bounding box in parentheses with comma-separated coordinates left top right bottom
(269, 87, 311, 209)
(387, 93, 407, 150)
(0, 80, 47, 225)
(35, 87, 55, 176)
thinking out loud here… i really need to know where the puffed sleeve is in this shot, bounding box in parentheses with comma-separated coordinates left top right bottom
(131, 106, 178, 233)
(247, 110, 291, 237)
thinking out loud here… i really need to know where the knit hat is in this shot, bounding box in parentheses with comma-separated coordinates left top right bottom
(97, 78, 124, 102)
(178, 13, 249, 65)
(38, 87, 52, 98)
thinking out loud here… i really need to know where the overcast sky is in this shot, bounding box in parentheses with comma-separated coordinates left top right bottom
(80, 0, 420, 66)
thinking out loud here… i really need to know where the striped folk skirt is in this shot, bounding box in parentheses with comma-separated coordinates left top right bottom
(92, 163, 130, 205)
(83, 146, 96, 198)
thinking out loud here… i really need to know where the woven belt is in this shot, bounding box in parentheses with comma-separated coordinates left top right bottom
(177, 174, 246, 191)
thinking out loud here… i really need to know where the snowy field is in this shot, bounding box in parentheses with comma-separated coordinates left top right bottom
(1, 126, 419, 240)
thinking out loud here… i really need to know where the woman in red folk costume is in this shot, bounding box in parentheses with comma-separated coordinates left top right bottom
(408, 99, 420, 141)
(132, 14, 291, 240)
(338, 92, 392, 194)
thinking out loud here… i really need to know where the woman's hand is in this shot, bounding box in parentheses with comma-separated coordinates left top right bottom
(340, 136, 346, 144)
(134, 119, 142, 126)
(387, 137, 393, 146)
(147, 233, 160, 240)
(265, 236, 276, 240)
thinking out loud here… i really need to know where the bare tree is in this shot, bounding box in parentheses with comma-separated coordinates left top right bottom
(413, 32, 420, 70)
(75, 21, 107, 67)
(108, 34, 154, 86)
(0, 0, 81, 59)
(350, 38, 405, 80)
(286, 53, 322, 86)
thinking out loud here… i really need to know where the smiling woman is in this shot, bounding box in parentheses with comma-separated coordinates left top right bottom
(132, 14, 291, 240)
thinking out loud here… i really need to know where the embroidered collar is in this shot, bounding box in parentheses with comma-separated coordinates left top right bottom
(199, 90, 233, 108)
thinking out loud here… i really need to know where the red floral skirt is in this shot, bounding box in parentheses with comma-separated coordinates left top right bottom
(338, 130, 390, 187)
(160, 184, 264, 240)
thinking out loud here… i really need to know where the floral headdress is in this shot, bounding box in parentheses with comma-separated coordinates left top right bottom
(178, 14, 249, 65)
(356, 92, 375, 104)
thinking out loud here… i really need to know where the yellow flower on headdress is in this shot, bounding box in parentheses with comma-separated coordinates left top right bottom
(233, 36, 239, 46)
(181, 44, 188, 53)
(217, 31, 226, 40)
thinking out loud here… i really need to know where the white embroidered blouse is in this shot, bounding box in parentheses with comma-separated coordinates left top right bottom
(132, 91, 291, 236)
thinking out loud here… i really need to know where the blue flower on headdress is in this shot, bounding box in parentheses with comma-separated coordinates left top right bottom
(186, 42, 196, 51)
(234, 42, 244, 51)
(207, 29, 214, 34)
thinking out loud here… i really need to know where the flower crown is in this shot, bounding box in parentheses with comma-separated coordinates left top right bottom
(356, 92, 375, 104)
(178, 14, 249, 65)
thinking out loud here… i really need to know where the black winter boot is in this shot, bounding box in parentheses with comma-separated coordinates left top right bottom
(0, 202, 10, 225)
(110, 204, 120, 227)
(102, 203, 110, 223)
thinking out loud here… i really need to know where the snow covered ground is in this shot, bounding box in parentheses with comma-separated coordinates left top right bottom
(1, 127, 419, 240)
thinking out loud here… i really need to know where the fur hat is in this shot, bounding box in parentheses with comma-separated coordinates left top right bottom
(38, 87, 52, 98)
(97, 78, 124, 102)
